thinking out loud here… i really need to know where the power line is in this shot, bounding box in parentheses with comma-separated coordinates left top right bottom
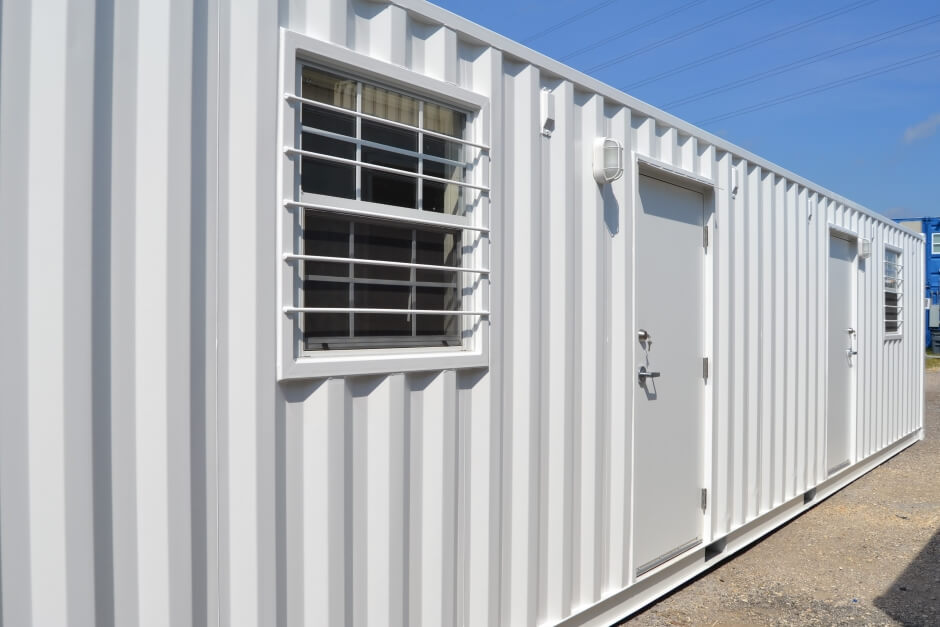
(666, 14, 940, 109)
(561, 0, 707, 62)
(521, 0, 624, 44)
(696, 49, 940, 125)
(586, 0, 778, 74)
(625, 0, 882, 90)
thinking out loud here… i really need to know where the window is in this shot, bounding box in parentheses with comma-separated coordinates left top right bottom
(884, 247, 903, 336)
(297, 68, 469, 216)
(932, 232, 940, 255)
(277, 32, 490, 378)
(301, 214, 462, 349)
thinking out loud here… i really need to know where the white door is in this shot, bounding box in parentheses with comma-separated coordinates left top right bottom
(633, 174, 706, 577)
(827, 233, 856, 474)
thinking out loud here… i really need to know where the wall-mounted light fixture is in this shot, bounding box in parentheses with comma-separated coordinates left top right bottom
(858, 238, 872, 259)
(593, 137, 623, 185)
(540, 88, 555, 137)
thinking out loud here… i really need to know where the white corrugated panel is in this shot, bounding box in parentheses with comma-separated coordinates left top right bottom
(0, 0, 925, 626)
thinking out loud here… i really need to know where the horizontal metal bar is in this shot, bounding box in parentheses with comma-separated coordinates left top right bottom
(286, 146, 489, 192)
(302, 125, 469, 169)
(305, 335, 461, 350)
(285, 253, 488, 274)
(285, 306, 489, 316)
(284, 92, 490, 151)
(284, 199, 489, 233)
(305, 274, 458, 289)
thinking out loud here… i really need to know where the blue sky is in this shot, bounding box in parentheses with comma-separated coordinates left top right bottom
(429, 0, 940, 219)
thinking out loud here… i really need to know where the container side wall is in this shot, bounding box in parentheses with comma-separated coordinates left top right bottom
(0, 1, 925, 626)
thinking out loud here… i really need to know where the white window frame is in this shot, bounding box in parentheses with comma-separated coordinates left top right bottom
(277, 29, 491, 379)
(932, 232, 940, 255)
(884, 244, 903, 340)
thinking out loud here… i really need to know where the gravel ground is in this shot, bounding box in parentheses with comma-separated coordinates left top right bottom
(624, 370, 940, 626)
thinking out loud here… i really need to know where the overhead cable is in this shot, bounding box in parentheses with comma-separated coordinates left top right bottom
(561, 0, 707, 61)
(666, 13, 940, 108)
(626, 0, 883, 90)
(696, 49, 940, 125)
(586, 0, 778, 74)
(522, 0, 624, 44)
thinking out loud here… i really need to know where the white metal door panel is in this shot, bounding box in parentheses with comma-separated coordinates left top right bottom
(633, 174, 705, 576)
(827, 233, 855, 474)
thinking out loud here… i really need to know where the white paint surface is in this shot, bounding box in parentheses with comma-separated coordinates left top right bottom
(0, 1, 926, 626)
(827, 233, 856, 474)
(633, 175, 706, 576)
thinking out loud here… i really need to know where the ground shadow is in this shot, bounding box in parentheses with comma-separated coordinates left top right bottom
(874, 526, 940, 626)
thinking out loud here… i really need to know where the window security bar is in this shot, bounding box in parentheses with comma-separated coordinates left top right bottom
(305, 274, 457, 289)
(284, 146, 491, 193)
(284, 253, 489, 275)
(285, 92, 491, 151)
(284, 306, 490, 316)
(302, 125, 470, 170)
(283, 200, 490, 233)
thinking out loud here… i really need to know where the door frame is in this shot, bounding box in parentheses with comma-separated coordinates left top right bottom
(630, 154, 716, 580)
(825, 223, 860, 475)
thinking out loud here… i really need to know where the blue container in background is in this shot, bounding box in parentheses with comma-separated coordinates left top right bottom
(894, 217, 940, 348)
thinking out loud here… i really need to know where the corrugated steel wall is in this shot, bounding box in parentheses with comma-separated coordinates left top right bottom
(0, 0, 924, 626)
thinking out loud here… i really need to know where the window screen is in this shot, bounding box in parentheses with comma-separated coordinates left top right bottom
(283, 65, 488, 353)
(299, 68, 467, 215)
(302, 212, 462, 349)
(884, 248, 902, 335)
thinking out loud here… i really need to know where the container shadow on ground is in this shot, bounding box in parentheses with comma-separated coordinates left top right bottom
(874, 526, 940, 625)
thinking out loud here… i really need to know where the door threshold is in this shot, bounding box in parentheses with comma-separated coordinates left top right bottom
(636, 537, 702, 577)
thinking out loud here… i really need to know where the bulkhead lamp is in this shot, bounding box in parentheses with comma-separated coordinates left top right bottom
(593, 137, 624, 185)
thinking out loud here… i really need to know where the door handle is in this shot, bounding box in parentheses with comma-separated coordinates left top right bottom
(846, 349, 858, 356)
(638, 365, 661, 384)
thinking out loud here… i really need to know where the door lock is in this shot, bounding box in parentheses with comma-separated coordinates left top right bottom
(638, 365, 661, 384)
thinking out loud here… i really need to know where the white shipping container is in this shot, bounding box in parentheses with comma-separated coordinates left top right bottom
(0, 0, 924, 625)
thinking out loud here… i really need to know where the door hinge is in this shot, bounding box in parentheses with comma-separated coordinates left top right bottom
(703, 224, 709, 249)
(703, 357, 709, 381)
(701, 488, 707, 512)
